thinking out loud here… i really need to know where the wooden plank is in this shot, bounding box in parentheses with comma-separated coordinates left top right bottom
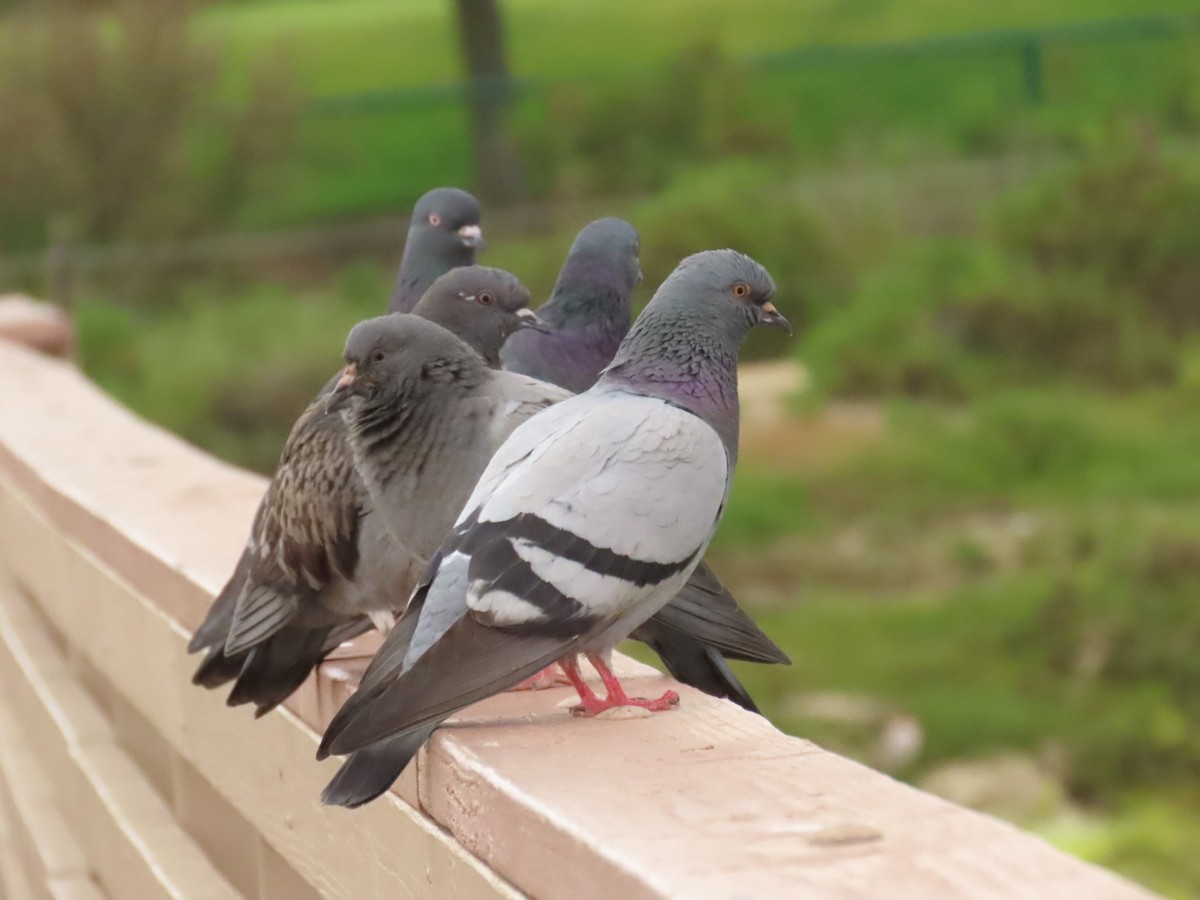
(0, 703, 91, 900)
(0, 581, 239, 900)
(47, 876, 107, 900)
(70, 743, 240, 900)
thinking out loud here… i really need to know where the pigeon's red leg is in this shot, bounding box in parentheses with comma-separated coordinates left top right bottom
(559, 655, 610, 716)
(509, 664, 571, 692)
(567, 652, 680, 717)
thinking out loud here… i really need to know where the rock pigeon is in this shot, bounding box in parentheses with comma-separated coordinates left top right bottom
(191, 187, 486, 700)
(188, 267, 544, 714)
(501, 217, 640, 393)
(326, 315, 572, 576)
(389, 188, 485, 314)
(498, 217, 785, 712)
(318, 250, 791, 806)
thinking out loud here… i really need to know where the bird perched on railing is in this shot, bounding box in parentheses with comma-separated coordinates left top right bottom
(502, 217, 789, 712)
(501, 217, 641, 393)
(188, 267, 548, 714)
(189, 186, 486, 706)
(388, 187, 485, 314)
(318, 250, 792, 807)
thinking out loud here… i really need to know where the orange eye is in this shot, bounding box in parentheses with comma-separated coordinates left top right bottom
(478, 291, 494, 305)
(732, 282, 750, 298)
(428, 213, 442, 227)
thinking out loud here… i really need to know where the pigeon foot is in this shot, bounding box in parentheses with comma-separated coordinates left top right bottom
(560, 653, 680, 718)
(509, 664, 570, 691)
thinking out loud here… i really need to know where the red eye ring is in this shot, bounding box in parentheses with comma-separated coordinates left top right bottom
(478, 291, 494, 305)
(732, 282, 750, 298)
(428, 212, 442, 227)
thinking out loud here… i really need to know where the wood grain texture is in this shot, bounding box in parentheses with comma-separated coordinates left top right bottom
(0, 337, 1157, 900)
(0, 584, 239, 900)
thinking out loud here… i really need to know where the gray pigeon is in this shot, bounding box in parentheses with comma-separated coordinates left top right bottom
(500, 217, 640, 392)
(389, 188, 484, 314)
(326, 317, 572, 569)
(189, 267, 542, 714)
(318, 250, 791, 805)
(190, 187, 485, 692)
(499, 217, 787, 714)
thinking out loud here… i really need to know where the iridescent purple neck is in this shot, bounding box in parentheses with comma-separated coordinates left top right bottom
(602, 355, 740, 460)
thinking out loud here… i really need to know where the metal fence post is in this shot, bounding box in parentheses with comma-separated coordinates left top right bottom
(1020, 38, 1045, 103)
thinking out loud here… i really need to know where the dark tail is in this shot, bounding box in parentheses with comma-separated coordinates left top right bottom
(655, 561, 790, 664)
(192, 644, 248, 689)
(188, 548, 252, 656)
(633, 618, 760, 713)
(189, 550, 252, 689)
(226, 624, 347, 717)
(321, 728, 433, 809)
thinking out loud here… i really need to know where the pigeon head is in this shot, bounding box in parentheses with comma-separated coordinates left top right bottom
(601, 250, 789, 453)
(389, 187, 485, 314)
(544, 217, 642, 326)
(411, 266, 542, 368)
(609, 250, 787, 368)
(410, 187, 484, 253)
(661, 249, 786, 337)
(328, 315, 488, 414)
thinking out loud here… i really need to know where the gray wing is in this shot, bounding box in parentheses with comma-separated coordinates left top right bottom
(482, 369, 573, 449)
(463, 392, 728, 632)
(224, 402, 362, 655)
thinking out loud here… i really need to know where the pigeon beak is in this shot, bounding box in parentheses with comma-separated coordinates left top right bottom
(335, 362, 358, 391)
(325, 363, 359, 413)
(636, 267, 645, 284)
(457, 224, 485, 251)
(516, 308, 551, 334)
(758, 301, 793, 336)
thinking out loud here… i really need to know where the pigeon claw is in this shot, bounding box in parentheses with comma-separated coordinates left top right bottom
(559, 652, 681, 718)
(569, 689, 680, 718)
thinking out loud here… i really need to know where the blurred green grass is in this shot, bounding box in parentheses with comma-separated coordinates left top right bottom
(198, 0, 1200, 227)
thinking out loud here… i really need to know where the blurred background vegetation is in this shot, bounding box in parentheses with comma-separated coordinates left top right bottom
(2, 0, 1200, 894)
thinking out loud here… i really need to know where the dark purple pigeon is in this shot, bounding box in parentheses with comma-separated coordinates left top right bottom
(500, 217, 640, 393)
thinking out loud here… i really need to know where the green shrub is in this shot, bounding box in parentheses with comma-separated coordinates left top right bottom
(0, 0, 296, 251)
(996, 125, 1200, 332)
(804, 131, 1197, 399)
(76, 262, 388, 471)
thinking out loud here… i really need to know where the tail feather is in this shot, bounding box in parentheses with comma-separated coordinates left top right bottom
(226, 626, 332, 716)
(655, 562, 790, 665)
(191, 645, 248, 689)
(320, 729, 434, 809)
(188, 550, 251, 654)
(632, 618, 761, 713)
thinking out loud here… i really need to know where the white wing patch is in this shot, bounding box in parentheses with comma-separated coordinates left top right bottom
(468, 587, 549, 628)
(475, 393, 728, 565)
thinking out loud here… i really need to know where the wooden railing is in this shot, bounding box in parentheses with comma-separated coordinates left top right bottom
(0, 310, 1153, 899)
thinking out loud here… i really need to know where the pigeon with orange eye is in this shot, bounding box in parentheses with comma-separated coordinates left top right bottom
(390, 187, 486, 314)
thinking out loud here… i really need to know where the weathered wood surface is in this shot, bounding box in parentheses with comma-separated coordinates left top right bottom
(0, 336, 1155, 899)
